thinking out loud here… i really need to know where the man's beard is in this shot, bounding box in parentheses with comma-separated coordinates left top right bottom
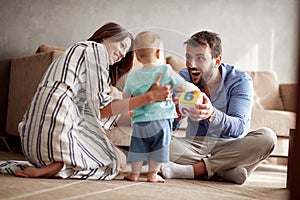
(189, 64, 214, 97)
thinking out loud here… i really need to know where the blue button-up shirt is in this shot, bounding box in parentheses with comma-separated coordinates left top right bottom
(174, 63, 253, 139)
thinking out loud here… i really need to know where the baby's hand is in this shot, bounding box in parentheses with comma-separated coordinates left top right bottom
(185, 82, 200, 92)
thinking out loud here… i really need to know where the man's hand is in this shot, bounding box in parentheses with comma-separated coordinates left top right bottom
(189, 93, 214, 121)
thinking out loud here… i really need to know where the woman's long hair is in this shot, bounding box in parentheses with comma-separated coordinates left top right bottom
(88, 22, 134, 86)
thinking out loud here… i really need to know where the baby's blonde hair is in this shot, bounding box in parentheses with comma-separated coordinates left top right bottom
(134, 31, 163, 52)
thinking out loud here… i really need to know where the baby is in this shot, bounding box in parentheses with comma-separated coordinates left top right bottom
(123, 31, 198, 183)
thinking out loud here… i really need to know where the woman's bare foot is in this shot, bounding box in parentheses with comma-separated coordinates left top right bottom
(15, 161, 64, 178)
(147, 171, 165, 183)
(124, 173, 140, 182)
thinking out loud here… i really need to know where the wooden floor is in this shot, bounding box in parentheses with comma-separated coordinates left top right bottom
(0, 151, 289, 200)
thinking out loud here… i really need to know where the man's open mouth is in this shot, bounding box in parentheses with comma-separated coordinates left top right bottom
(188, 68, 201, 76)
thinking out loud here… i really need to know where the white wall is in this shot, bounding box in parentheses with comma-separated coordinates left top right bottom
(0, 0, 299, 83)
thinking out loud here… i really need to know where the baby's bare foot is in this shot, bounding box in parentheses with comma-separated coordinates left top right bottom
(147, 172, 165, 183)
(124, 173, 140, 182)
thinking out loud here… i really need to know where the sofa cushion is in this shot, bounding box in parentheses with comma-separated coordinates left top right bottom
(250, 109, 295, 137)
(246, 71, 284, 110)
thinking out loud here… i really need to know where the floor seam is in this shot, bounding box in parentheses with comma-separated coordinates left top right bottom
(60, 182, 144, 200)
(2, 181, 82, 200)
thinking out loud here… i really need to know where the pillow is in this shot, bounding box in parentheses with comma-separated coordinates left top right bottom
(246, 71, 284, 110)
(36, 44, 67, 53)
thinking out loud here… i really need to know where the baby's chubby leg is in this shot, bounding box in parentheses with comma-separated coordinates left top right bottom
(147, 160, 165, 183)
(124, 161, 143, 181)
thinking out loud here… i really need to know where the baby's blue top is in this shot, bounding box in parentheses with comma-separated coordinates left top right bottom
(123, 64, 185, 124)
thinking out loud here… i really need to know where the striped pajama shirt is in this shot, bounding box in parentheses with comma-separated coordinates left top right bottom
(18, 41, 120, 180)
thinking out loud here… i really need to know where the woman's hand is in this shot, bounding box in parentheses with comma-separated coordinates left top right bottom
(148, 73, 173, 102)
(189, 93, 215, 121)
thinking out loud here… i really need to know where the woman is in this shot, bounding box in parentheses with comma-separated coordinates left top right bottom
(15, 22, 171, 180)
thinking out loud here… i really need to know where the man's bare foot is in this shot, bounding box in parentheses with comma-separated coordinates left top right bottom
(15, 161, 64, 178)
(147, 172, 165, 183)
(124, 173, 140, 182)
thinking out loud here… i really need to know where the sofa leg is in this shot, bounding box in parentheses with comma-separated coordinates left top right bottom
(287, 129, 295, 189)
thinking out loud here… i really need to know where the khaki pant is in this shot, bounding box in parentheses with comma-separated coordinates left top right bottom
(169, 127, 277, 177)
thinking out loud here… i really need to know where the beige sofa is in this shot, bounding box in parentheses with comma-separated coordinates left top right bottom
(246, 71, 296, 159)
(6, 44, 297, 163)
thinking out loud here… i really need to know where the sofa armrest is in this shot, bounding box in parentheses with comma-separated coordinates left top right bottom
(279, 83, 297, 112)
(250, 109, 296, 137)
(6, 51, 63, 136)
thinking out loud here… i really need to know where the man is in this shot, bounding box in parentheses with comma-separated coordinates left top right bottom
(161, 31, 277, 184)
